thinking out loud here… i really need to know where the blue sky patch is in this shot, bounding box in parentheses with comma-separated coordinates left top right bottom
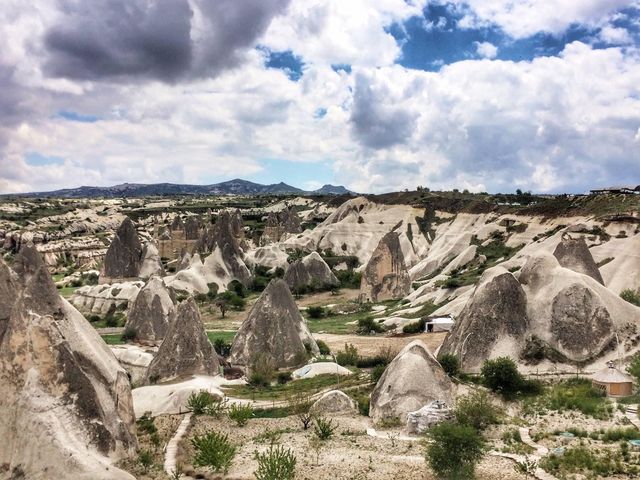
(259, 47, 305, 81)
(314, 107, 327, 119)
(246, 158, 333, 188)
(26, 152, 64, 166)
(331, 64, 352, 74)
(389, 2, 639, 71)
(57, 110, 99, 122)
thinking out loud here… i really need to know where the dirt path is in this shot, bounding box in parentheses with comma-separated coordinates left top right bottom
(164, 413, 192, 477)
(315, 332, 447, 357)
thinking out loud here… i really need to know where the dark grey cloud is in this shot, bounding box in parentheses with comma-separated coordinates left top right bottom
(43, 0, 290, 83)
(349, 72, 417, 149)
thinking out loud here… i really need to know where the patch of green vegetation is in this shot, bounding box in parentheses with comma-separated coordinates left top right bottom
(207, 330, 237, 345)
(540, 445, 636, 478)
(56, 285, 79, 298)
(222, 373, 365, 401)
(529, 378, 613, 419)
(621, 288, 640, 307)
(101, 334, 124, 345)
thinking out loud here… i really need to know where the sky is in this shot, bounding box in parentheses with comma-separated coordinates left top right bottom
(1, 1, 639, 194)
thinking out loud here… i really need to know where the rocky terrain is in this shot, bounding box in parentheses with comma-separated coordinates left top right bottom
(1, 189, 640, 479)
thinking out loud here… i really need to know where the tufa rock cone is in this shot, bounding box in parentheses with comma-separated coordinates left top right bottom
(125, 276, 176, 342)
(102, 217, 143, 280)
(359, 231, 411, 302)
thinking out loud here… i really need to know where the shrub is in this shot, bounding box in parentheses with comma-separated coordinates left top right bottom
(254, 445, 296, 480)
(314, 417, 337, 440)
(187, 390, 217, 415)
(438, 353, 460, 378)
(276, 371, 292, 385)
(403, 318, 425, 334)
(627, 353, 640, 384)
(371, 364, 387, 384)
(356, 316, 385, 335)
(213, 338, 232, 357)
(336, 270, 362, 289)
(136, 411, 157, 435)
(316, 340, 331, 355)
(121, 326, 137, 342)
(454, 391, 501, 431)
(426, 422, 485, 480)
(228, 279, 247, 298)
(228, 403, 254, 426)
(306, 306, 326, 319)
(621, 289, 640, 307)
(335, 343, 359, 366)
(357, 396, 370, 416)
(249, 353, 276, 387)
(191, 431, 236, 474)
(138, 449, 154, 472)
(481, 357, 525, 395)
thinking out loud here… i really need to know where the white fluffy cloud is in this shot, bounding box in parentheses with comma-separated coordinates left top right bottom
(475, 41, 498, 58)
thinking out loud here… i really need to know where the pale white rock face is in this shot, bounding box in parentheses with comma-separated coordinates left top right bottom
(596, 233, 640, 294)
(244, 244, 289, 272)
(442, 245, 478, 275)
(164, 253, 208, 293)
(282, 197, 429, 269)
(125, 276, 176, 343)
(292, 362, 352, 379)
(71, 281, 143, 315)
(138, 242, 164, 279)
(369, 340, 453, 422)
(311, 390, 357, 415)
(111, 345, 155, 385)
(406, 401, 453, 434)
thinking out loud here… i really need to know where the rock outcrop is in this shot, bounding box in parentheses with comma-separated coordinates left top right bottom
(184, 216, 201, 240)
(359, 231, 411, 302)
(0, 250, 137, 479)
(311, 390, 357, 415)
(138, 242, 165, 279)
(406, 401, 453, 434)
(553, 235, 604, 284)
(439, 268, 529, 371)
(102, 217, 143, 281)
(170, 216, 184, 231)
(260, 208, 302, 245)
(125, 276, 176, 342)
(0, 258, 19, 340)
(284, 251, 338, 291)
(144, 297, 219, 383)
(229, 279, 319, 369)
(369, 340, 453, 422)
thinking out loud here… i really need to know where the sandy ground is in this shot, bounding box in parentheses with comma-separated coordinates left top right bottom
(176, 413, 528, 480)
(315, 332, 447, 357)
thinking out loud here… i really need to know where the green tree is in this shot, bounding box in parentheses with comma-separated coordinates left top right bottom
(481, 357, 524, 395)
(454, 390, 501, 431)
(426, 422, 484, 479)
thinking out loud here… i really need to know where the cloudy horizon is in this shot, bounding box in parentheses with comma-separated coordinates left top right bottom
(1, 0, 639, 195)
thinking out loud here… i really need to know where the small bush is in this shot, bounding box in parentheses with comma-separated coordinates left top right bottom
(454, 391, 501, 431)
(356, 316, 385, 335)
(121, 326, 137, 342)
(335, 343, 359, 366)
(314, 417, 337, 440)
(621, 289, 640, 307)
(138, 449, 154, 472)
(213, 338, 232, 357)
(254, 445, 296, 480)
(187, 390, 217, 415)
(228, 403, 254, 426)
(371, 364, 387, 383)
(316, 340, 331, 355)
(426, 422, 485, 480)
(191, 431, 236, 474)
(438, 353, 460, 377)
(403, 318, 425, 334)
(481, 357, 525, 395)
(276, 371, 292, 385)
(249, 353, 276, 387)
(136, 411, 157, 435)
(307, 306, 326, 319)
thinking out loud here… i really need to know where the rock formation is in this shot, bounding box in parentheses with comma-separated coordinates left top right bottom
(0, 258, 19, 341)
(0, 249, 136, 479)
(311, 390, 357, 415)
(284, 251, 338, 291)
(144, 297, 219, 383)
(369, 340, 453, 422)
(359, 231, 411, 302)
(125, 276, 176, 342)
(439, 268, 529, 371)
(184, 216, 201, 240)
(553, 235, 604, 284)
(138, 242, 165, 279)
(229, 279, 319, 369)
(170, 215, 184, 231)
(102, 217, 143, 280)
(260, 207, 302, 245)
(176, 248, 192, 272)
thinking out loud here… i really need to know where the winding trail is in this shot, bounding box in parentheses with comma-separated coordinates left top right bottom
(164, 412, 192, 477)
(489, 427, 557, 480)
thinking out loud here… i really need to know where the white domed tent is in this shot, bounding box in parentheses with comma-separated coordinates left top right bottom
(592, 363, 634, 397)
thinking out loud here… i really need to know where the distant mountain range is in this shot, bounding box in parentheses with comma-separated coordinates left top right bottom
(4, 179, 353, 198)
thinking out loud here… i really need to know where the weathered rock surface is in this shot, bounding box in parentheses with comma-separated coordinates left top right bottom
(553, 235, 604, 284)
(244, 245, 289, 272)
(370, 340, 453, 422)
(284, 251, 338, 291)
(406, 401, 453, 434)
(439, 268, 529, 371)
(0, 251, 136, 479)
(125, 276, 176, 342)
(360, 231, 411, 302)
(311, 390, 357, 415)
(184, 216, 201, 240)
(229, 279, 319, 369)
(145, 297, 219, 384)
(170, 216, 184, 231)
(0, 259, 20, 341)
(102, 217, 143, 280)
(71, 281, 143, 315)
(138, 242, 165, 279)
(260, 207, 302, 244)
